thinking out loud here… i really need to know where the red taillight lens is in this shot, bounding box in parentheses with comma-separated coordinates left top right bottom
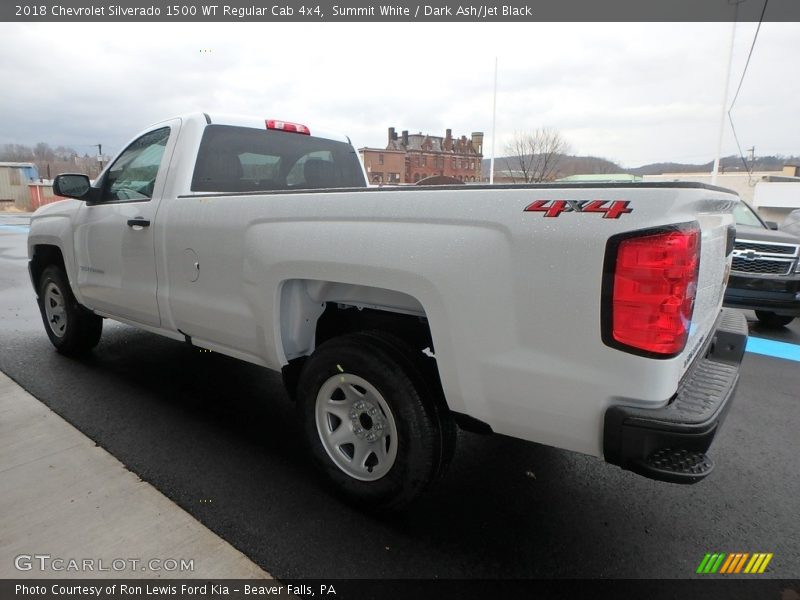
(266, 119, 310, 135)
(606, 226, 700, 357)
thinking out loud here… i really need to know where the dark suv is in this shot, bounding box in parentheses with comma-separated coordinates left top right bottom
(723, 200, 800, 327)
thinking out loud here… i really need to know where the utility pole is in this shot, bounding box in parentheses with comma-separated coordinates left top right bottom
(94, 144, 103, 175)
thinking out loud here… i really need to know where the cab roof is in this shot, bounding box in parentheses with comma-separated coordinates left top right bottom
(164, 112, 351, 145)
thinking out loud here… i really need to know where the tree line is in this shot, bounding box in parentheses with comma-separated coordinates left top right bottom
(500, 128, 624, 183)
(501, 128, 800, 182)
(0, 142, 105, 180)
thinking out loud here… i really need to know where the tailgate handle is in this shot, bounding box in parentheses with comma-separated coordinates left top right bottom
(127, 218, 150, 228)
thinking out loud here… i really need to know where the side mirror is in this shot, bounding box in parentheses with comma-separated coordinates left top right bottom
(53, 174, 91, 200)
(765, 221, 779, 230)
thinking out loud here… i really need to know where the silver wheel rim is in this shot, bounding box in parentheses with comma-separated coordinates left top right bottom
(315, 373, 398, 481)
(43, 282, 68, 338)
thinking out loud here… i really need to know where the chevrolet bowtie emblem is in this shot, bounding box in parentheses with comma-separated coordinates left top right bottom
(733, 249, 759, 261)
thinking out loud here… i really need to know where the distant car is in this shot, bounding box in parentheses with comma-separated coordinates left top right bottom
(724, 201, 800, 327)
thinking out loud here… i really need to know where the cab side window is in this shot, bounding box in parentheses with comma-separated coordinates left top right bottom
(102, 127, 170, 202)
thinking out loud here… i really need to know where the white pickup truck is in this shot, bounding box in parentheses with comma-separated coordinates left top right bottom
(29, 113, 748, 510)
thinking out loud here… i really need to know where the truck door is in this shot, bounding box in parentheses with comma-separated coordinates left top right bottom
(72, 121, 179, 327)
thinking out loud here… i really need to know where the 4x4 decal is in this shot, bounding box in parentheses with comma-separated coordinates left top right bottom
(524, 199, 633, 219)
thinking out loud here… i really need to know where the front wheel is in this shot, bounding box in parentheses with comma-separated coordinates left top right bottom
(37, 265, 103, 355)
(754, 310, 795, 328)
(296, 331, 453, 511)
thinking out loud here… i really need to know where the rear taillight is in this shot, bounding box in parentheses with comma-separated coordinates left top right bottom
(602, 224, 700, 358)
(266, 119, 310, 135)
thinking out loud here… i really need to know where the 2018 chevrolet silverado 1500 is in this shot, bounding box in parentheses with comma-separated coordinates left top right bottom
(29, 113, 748, 509)
(723, 200, 800, 327)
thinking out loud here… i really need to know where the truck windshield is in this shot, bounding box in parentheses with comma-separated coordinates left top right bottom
(191, 125, 366, 193)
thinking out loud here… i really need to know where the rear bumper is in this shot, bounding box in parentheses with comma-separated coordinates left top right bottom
(603, 309, 748, 484)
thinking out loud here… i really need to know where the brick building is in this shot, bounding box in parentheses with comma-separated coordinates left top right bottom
(360, 127, 483, 184)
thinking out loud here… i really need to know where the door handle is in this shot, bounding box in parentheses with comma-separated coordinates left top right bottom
(127, 218, 150, 228)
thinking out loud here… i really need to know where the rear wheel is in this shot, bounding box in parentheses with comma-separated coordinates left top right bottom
(754, 310, 795, 328)
(296, 331, 454, 511)
(37, 265, 103, 355)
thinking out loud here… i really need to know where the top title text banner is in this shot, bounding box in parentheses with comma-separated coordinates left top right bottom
(5, 0, 800, 22)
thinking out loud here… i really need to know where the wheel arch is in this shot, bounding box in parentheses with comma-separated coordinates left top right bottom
(278, 279, 430, 360)
(277, 279, 442, 401)
(29, 244, 67, 295)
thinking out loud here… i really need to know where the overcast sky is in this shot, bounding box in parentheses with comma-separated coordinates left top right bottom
(1, 21, 799, 167)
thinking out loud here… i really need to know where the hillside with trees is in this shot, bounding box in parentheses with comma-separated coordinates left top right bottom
(483, 154, 800, 181)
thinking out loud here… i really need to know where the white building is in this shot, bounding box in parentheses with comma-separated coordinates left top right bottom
(643, 166, 800, 224)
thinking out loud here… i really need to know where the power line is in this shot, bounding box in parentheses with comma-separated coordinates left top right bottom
(727, 0, 769, 181)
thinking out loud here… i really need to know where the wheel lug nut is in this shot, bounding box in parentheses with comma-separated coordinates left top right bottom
(369, 407, 378, 416)
(366, 433, 376, 442)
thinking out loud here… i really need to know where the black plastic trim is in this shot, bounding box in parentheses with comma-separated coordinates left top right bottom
(451, 411, 493, 434)
(86, 196, 151, 207)
(728, 273, 800, 291)
(177, 180, 740, 199)
(724, 274, 800, 316)
(603, 309, 747, 483)
(724, 292, 800, 314)
(600, 221, 700, 360)
(725, 224, 736, 256)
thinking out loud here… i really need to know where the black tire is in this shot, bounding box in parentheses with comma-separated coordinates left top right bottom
(296, 331, 454, 511)
(359, 330, 457, 483)
(37, 265, 103, 355)
(754, 310, 795, 328)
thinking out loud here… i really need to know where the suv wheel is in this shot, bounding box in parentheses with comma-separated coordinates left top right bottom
(754, 310, 795, 328)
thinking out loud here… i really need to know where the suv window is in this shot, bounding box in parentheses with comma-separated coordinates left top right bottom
(732, 201, 765, 228)
(191, 125, 366, 193)
(103, 127, 170, 202)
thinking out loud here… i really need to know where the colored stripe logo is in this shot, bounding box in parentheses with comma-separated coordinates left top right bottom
(696, 552, 773, 574)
